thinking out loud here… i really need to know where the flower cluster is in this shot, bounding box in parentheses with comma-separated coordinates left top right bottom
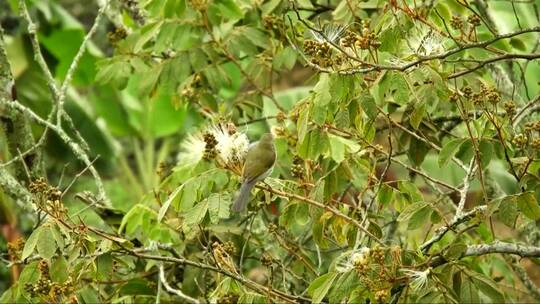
(24, 260, 76, 302)
(29, 177, 67, 219)
(178, 123, 249, 173)
(335, 246, 402, 303)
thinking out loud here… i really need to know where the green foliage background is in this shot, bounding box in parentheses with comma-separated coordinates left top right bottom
(1, 0, 540, 303)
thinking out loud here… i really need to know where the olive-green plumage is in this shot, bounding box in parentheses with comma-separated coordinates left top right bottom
(232, 133, 276, 212)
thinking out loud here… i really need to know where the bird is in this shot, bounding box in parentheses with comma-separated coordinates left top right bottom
(232, 133, 276, 212)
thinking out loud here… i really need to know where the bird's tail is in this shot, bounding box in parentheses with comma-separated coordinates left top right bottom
(232, 181, 255, 212)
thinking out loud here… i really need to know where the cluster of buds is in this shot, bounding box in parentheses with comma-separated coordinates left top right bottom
(503, 101, 516, 116)
(276, 111, 286, 123)
(29, 178, 67, 219)
(291, 155, 305, 179)
(203, 132, 218, 160)
(217, 294, 239, 304)
(8, 238, 24, 260)
(449, 92, 459, 103)
(180, 74, 204, 102)
(512, 133, 528, 147)
(178, 123, 248, 174)
(462, 86, 473, 98)
(467, 15, 481, 27)
(107, 27, 128, 47)
(373, 289, 389, 303)
(450, 15, 463, 30)
(355, 21, 381, 50)
(260, 253, 274, 267)
(263, 15, 285, 38)
(524, 121, 540, 132)
(189, 0, 208, 12)
(25, 261, 74, 301)
(335, 245, 400, 303)
(531, 138, 540, 150)
(212, 242, 238, 274)
(467, 84, 501, 106)
(222, 241, 236, 255)
(303, 39, 334, 67)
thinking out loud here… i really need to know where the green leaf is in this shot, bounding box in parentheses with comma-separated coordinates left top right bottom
(439, 138, 466, 168)
(398, 181, 423, 202)
(397, 201, 429, 222)
(392, 73, 410, 105)
(378, 184, 394, 206)
(444, 243, 468, 260)
(307, 272, 338, 303)
(214, 0, 244, 20)
(478, 140, 494, 168)
(50, 224, 65, 251)
(327, 134, 346, 163)
(496, 196, 518, 228)
(208, 193, 231, 224)
(516, 191, 540, 220)
(408, 205, 432, 230)
(37, 225, 57, 260)
(466, 270, 505, 303)
(313, 74, 331, 106)
(134, 21, 163, 52)
(50, 256, 69, 283)
(274, 46, 297, 70)
(182, 200, 209, 231)
(359, 93, 377, 120)
(22, 226, 42, 260)
(410, 101, 425, 129)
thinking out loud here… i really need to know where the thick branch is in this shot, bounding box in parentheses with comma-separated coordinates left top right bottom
(465, 241, 540, 257)
(0, 26, 44, 181)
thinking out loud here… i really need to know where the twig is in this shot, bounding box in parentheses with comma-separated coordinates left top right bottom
(257, 184, 385, 245)
(4, 100, 109, 204)
(420, 205, 487, 254)
(454, 159, 476, 219)
(158, 264, 200, 304)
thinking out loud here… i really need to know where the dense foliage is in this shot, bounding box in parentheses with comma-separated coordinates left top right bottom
(1, 0, 540, 303)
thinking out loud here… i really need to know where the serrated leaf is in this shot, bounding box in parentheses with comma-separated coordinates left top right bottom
(516, 191, 540, 220)
(208, 193, 231, 224)
(182, 200, 209, 231)
(496, 196, 518, 228)
(439, 138, 466, 167)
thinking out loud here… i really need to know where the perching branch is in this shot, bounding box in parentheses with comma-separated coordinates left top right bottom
(421, 205, 487, 253)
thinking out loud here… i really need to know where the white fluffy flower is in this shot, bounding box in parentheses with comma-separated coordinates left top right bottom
(210, 125, 249, 165)
(178, 134, 206, 164)
(402, 268, 431, 291)
(311, 24, 347, 44)
(335, 247, 371, 273)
